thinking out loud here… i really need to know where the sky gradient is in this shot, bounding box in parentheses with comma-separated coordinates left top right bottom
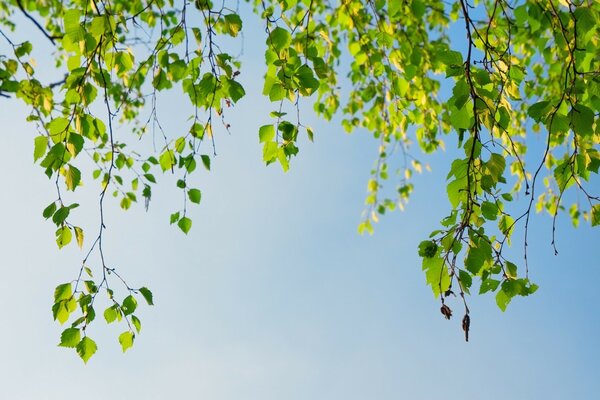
(1, 6, 599, 399)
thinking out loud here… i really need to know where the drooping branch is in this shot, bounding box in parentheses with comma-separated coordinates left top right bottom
(15, 0, 61, 45)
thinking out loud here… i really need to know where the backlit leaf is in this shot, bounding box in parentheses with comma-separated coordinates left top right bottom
(59, 328, 80, 348)
(76, 336, 97, 363)
(118, 331, 135, 353)
(187, 189, 201, 204)
(139, 287, 154, 306)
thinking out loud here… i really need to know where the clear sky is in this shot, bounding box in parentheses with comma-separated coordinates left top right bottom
(1, 5, 599, 400)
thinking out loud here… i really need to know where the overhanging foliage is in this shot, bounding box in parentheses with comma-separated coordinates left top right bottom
(0, 0, 598, 361)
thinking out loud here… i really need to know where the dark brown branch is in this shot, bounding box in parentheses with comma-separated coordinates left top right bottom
(15, 0, 61, 45)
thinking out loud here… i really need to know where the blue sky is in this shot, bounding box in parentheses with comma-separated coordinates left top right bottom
(1, 4, 599, 399)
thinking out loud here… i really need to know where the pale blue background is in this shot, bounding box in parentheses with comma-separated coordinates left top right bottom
(1, 5, 599, 399)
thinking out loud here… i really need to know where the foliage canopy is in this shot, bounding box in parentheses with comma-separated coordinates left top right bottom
(0, 0, 599, 361)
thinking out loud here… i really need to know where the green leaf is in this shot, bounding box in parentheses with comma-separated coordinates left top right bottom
(446, 178, 466, 208)
(159, 150, 175, 172)
(268, 83, 286, 101)
(410, 0, 426, 18)
(388, 0, 401, 17)
(465, 238, 492, 275)
(527, 282, 539, 295)
(15, 41, 32, 57)
(187, 189, 201, 204)
(527, 101, 550, 122)
(438, 50, 463, 67)
(63, 9, 82, 35)
(64, 165, 81, 191)
(486, 154, 506, 180)
(76, 336, 97, 363)
(223, 77, 245, 102)
(201, 154, 211, 170)
(178, 216, 192, 234)
(118, 331, 135, 353)
(174, 137, 186, 153)
(591, 204, 600, 227)
(131, 315, 142, 333)
(259, 124, 275, 143)
(74, 226, 84, 249)
(139, 287, 154, 305)
(458, 269, 472, 294)
(121, 295, 137, 316)
(505, 261, 518, 279)
(47, 117, 70, 143)
(104, 305, 119, 323)
(89, 16, 107, 37)
(422, 255, 450, 297)
(42, 202, 57, 219)
(153, 69, 171, 90)
(144, 173, 156, 183)
(54, 283, 72, 302)
(34, 136, 48, 162)
(115, 51, 134, 74)
(52, 297, 76, 324)
(495, 287, 511, 311)
(59, 328, 80, 348)
(168, 60, 187, 82)
(52, 206, 70, 225)
(481, 201, 498, 221)
(277, 147, 290, 172)
(295, 65, 319, 95)
(418, 240, 438, 258)
(223, 13, 243, 37)
(499, 214, 515, 236)
(268, 27, 291, 53)
(83, 281, 97, 295)
(56, 226, 72, 249)
(263, 142, 279, 164)
(571, 105, 595, 137)
(197, 73, 217, 100)
(190, 122, 204, 139)
(479, 278, 500, 294)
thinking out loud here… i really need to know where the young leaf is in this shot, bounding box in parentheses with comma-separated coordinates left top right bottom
(59, 328, 80, 348)
(259, 125, 275, 143)
(54, 283, 72, 302)
(76, 336, 97, 363)
(118, 331, 135, 352)
(159, 150, 175, 172)
(74, 226, 84, 249)
(178, 216, 192, 234)
(223, 13, 242, 37)
(187, 189, 202, 204)
(121, 295, 137, 316)
(56, 226, 72, 249)
(591, 204, 600, 227)
(268, 27, 291, 53)
(42, 202, 57, 219)
(131, 315, 142, 333)
(496, 288, 511, 312)
(104, 305, 118, 324)
(418, 240, 438, 258)
(201, 154, 211, 170)
(138, 287, 154, 305)
(52, 207, 70, 225)
(479, 278, 500, 294)
(34, 136, 48, 162)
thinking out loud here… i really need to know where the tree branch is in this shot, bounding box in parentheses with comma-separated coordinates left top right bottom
(15, 0, 61, 45)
